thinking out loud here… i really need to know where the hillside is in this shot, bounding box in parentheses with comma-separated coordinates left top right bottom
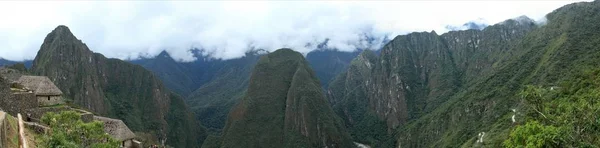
(306, 49, 362, 89)
(132, 48, 362, 131)
(213, 49, 355, 148)
(328, 0, 600, 147)
(30, 25, 206, 147)
(328, 15, 534, 147)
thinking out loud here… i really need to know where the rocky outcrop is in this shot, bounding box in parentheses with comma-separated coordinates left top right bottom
(30, 25, 206, 147)
(218, 49, 355, 148)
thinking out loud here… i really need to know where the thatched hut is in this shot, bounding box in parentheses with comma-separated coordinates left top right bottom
(16, 76, 63, 106)
(93, 116, 139, 148)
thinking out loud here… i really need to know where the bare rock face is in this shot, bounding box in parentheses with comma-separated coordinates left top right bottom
(31, 25, 206, 147)
(218, 49, 355, 148)
(32, 25, 106, 113)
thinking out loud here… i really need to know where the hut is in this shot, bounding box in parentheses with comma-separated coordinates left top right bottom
(93, 116, 139, 148)
(16, 76, 63, 106)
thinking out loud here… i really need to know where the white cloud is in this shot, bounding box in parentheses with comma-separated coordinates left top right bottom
(0, 0, 589, 61)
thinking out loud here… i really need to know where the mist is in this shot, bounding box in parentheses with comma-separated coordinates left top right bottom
(0, 1, 587, 61)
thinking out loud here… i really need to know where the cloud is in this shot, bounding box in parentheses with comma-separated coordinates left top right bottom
(0, 0, 589, 61)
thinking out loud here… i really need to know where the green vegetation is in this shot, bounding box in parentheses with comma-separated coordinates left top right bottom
(306, 49, 361, 89)
(39, 111, 119, 148)
(185, 54, 259, 131)
(505, 69, 600, 147)
(327, 50, 395, 147)
(219, 49, 355, 148)
(395, 1, 600, 147)
(324, 1, 600, 148)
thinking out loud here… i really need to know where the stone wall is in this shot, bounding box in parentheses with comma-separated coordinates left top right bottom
(0, 93, 38, 117)
(24, 121, 48, 134)
(25, 106, 71, 122)
(37, 95, 63, 107)
(81, 112, 94, 123)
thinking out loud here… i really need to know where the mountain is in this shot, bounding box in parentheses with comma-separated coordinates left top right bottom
(213, 49, 355, 148)
(445, 21, 489, 31)
(328, 0, 600, 147)
(328, 10, 535, 148)
(130, 50, 230, 97)
(131, 49, 362, 131)
(306, 49, 362, 89)
(0, 59, 33, 69)
(185, 53, 260, 130)
(30, 25, 206, 147)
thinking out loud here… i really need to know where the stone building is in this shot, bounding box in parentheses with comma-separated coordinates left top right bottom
(94, 116, 141, 148)
(16, 76, 64, 106)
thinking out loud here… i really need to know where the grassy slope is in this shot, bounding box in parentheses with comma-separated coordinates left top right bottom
(397, 1, 600, 147)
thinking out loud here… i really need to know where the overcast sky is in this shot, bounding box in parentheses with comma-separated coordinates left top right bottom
(0, 0, 589, 61)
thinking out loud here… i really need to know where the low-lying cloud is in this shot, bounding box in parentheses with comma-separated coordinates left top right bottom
(0, 1, 588, 61)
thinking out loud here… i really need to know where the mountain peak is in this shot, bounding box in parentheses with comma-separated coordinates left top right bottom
(500, 15, 535, 26)
(218, 48, 354, 148)
(46, 25, 77, 41)
(53, 25, 71, 33)
(38, 25, 82, 55)
(265, 48, 305, 62)
(157, 50, 172, 58)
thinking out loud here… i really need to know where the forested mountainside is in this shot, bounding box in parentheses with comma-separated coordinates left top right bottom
(306, 49, 362, 89)
(328, 0, 600, 147)
(205, 49, 354, 148)
(30, 25, 206, 147)
(131, 48, 363, 131)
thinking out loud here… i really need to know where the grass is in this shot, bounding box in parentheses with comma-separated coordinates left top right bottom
(4, 114, 39, 148)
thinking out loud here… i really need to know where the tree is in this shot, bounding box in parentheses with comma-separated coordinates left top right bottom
(505, 69, 600, 147)
(40, 111, 120, 148)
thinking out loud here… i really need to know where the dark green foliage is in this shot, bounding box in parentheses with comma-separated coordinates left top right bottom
(39, 111, 120, 148)
(219, 49, 355, 148)
(200, 135, 222, 148)
(504, 121, 564, 148)
(166, 93, 207, 148)
(505, 69, 600, 147)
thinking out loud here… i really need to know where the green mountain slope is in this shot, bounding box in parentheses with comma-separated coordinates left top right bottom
(185, 54, 260, 130)
(215, 49, 355, 148)
(327, 1, 600, 147)
(31, 25, 206, 147)
(327, 15, 535, 147)
(397, 1, 600, 147)
(133, 49, 361, 132)
(306, 49, 362, 89)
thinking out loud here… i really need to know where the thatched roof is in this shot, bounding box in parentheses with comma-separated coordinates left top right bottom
(16, 76, 62, 96)
(93, 116, 136, 141)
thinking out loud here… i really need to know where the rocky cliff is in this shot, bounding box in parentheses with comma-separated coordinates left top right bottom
(31, 25, 206, 147)
(328, 13, 536, 148)
(216, 49, 355, 148)
(329, 0, 600, 147)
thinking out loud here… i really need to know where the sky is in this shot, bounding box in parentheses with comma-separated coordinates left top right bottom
(0, 0, 591, 62)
